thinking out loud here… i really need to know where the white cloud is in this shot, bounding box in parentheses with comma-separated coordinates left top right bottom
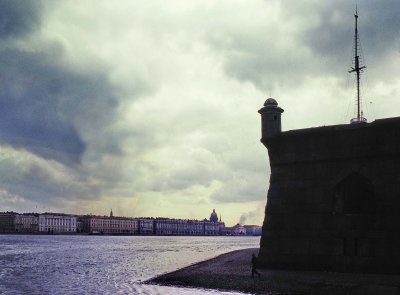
(1, 1, 400, 226)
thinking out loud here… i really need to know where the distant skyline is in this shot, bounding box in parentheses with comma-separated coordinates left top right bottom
(1, 1, 399, 226)
(2, 209, 254, 228)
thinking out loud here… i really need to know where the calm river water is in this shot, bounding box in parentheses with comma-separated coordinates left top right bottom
(0, 235, 260, 294)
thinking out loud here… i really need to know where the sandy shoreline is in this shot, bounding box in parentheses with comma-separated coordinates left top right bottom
(146, 248, 400, 294)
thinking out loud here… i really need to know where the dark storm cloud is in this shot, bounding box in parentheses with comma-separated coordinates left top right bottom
(0, 50, 84, 163)
(0, 48, 119, 164)
(0, 0, 124, 165)
(288, 1, 400, 69)
(0, 1, 43, 38)
(5, 164, 65, 205)
(0, 155, 101, 204)
(209, 1, 400, 91)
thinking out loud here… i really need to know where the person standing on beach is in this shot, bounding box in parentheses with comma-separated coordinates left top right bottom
(251, 254, 261, 278)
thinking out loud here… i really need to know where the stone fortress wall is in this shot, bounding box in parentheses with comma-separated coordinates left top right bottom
(258, 98, 400, 273)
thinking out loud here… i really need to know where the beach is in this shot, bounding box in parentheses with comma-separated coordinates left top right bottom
(147, 248, 400, 295)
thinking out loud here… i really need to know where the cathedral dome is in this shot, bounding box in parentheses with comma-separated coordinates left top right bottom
(210, 209, 219, 222)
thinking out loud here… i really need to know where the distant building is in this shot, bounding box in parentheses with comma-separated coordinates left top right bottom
(0, 209, 261, 237)
(0, 212, 17, 233)
(15, 213, 39, 233)
(138, 218, 155, 235)
(154, 218, 179, 235)
(209, 209, 219, 222)
(222, 224, 246, 236)
(79, 215, 138, 235)
(244, 225, 262, 236)
(204, 220, 223, 235)
(76, 220, 83, 233)
(186, 220, 206, 235)
(0, 212, 39, 233)
(39, 213, 77, 233)
(152, 218, 223, 236)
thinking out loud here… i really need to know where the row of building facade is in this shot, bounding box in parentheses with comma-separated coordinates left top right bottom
(0, 210, 261, 236)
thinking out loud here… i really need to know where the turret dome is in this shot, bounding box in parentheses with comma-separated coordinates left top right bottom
(264, 98, 278, 107)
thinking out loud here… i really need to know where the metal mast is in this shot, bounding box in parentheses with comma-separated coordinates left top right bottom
(349, 8, 367, 124)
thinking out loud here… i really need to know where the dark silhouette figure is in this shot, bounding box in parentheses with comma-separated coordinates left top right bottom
(251, 254, 261, 278)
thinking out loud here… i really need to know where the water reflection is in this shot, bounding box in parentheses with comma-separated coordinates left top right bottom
(0, 235, 259, 294)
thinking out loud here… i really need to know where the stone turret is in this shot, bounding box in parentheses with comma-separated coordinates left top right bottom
(258, 98, 284, 145)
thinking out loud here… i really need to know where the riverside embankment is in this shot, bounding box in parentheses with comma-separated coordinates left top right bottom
(148, 248, 400, 295)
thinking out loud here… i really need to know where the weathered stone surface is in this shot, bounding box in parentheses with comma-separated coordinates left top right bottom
(259, 116, 400, 274)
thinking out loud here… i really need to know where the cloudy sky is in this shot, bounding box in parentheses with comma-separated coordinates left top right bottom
(0, 1, 399, 226)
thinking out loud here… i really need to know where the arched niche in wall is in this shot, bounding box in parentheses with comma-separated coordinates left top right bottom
(333, 171, 376, 215)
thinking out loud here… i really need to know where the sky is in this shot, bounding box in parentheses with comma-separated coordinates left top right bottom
(0, 1, 399, 226)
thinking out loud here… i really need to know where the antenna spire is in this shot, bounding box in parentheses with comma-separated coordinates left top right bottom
(349, 8, 367, 124)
